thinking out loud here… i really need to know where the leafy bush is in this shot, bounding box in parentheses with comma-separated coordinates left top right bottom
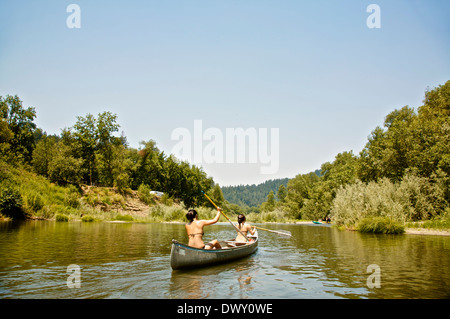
(331, 173, 449, 227)
(55, 214, 69, 222)
(81, 215, 95, 222)
(149, 205, 164, 220)
(48, 152, 83, 186)
(137, 184, 156, 205)
(26, 193, 44, 212)
(246, 209, 290, 223)
(398, 172, 447, 220)
(161, 193, 174, 206)
(114, 173, 131, 194)
(357, 217, 405, 234)
(114, 214, 133, 221)
(0, 186, 26, 219)
(64, 185, 81, 208)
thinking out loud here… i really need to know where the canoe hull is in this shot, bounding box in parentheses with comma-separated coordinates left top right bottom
(170, 238, 258, 270)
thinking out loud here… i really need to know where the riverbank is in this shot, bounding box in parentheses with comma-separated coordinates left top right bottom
(1, 164, 449, 235)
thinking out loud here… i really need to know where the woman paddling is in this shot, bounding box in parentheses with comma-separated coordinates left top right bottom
(185, 208, 222, 249)
(235, 214, 256, 243)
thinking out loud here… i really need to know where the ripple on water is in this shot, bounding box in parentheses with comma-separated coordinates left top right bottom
(1, 222, 449, 298)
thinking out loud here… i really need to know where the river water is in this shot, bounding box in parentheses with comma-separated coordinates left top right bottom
(0, 221, 449, 299)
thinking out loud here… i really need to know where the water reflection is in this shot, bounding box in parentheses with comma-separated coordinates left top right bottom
(169, 251, 258, 299)
(0, 221, 449, 298)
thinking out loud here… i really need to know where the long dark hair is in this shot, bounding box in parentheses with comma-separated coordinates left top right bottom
(186, 209, 198, 222)
(237, 214, 246, 229)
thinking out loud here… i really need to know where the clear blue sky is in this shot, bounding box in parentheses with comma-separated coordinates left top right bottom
(1, 0, 449, 186)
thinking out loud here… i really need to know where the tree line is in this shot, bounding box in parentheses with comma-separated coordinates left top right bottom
(0, 96, 214, 208)
(1, 80, 449, 226)
(258, 81, 450, 226)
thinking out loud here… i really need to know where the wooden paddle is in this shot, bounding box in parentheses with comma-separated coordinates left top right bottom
(202, 191, 249, 242)
(254, 226, 292, 237)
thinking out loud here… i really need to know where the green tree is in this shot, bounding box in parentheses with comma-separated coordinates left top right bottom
(277, 184, 287, 203)
(64, 111, 121, 186)
(95, 112, 121, 186)
(284, 172, 320, 218)
(261, 190, 276, 212)
(111, 144, 134, 193)
(48, 143, 84, 186)
(0, 95, 36, 163)
(177, 161, 213, 208)
(358, 106, 415, 182)
(358, 81, 450, 183)
(132, 140, 164, 190)
(70, 113, 97, 184)
(32, 134, 58, 177)
(410, 81, 450, 177)
(208, 184, 225, 208)
(0, 117, 12, 158)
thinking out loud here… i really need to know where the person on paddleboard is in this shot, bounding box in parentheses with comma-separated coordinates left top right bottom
(185, 208, 222, 249)
(236, 214, 256, 243)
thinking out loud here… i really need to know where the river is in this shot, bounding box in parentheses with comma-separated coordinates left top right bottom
(0, 221, 449, 299)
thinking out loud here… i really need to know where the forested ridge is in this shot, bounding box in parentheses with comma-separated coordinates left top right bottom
(222, 169, 322, 209)
(221, 178, 289, 208)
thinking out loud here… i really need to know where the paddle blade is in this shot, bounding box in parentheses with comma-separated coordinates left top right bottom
(255, 227, 292, 237)
(275, 230, 292, 237)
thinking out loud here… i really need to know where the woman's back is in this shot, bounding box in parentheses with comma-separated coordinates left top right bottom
(185, 208, 222, 249)
(186, 220, 205, 248)
(236, 223, 253, 242)
(235, 214, 256, 243)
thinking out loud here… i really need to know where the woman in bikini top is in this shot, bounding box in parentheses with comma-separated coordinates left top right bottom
(235, 214, 256, 243)
(185, 208, 222, 249)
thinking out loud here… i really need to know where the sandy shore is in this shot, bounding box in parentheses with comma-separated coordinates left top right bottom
(405, 228, 450, 236)
(295, 221, 450, 236)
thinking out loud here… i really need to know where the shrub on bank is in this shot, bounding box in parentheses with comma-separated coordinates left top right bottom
(81, 215, 95, 222)
(137, 184, 157, 205)
(246, 209, 291, 223)
(0, 186, 26, 219)
(55, 214, 69, 222)
(331, 174, 449, 229)
(114, 214, 134, 221)
(357, 217, 405, 234)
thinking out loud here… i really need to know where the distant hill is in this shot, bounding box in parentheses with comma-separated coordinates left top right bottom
(221, 178, 290, 208)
